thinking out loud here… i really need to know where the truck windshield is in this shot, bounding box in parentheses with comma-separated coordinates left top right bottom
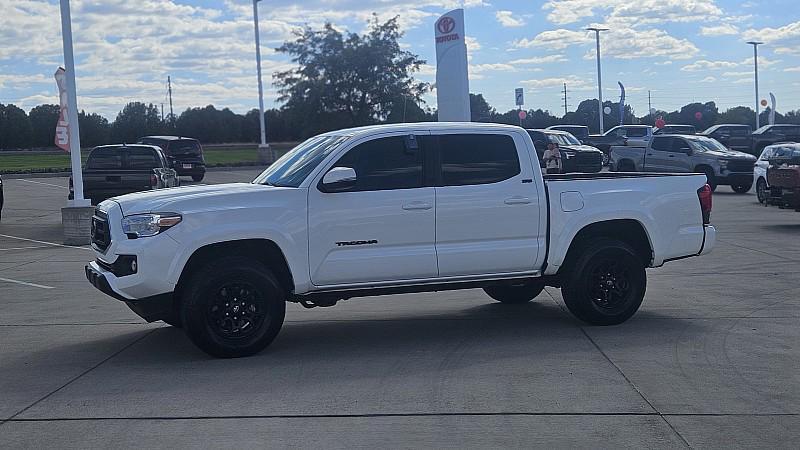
(686, 136, 728, 153)
(253, 135, 350, 187)
(547, 133, 581, 146)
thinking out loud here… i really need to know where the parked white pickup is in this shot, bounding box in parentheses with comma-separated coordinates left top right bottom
(86, 122, 715, 357)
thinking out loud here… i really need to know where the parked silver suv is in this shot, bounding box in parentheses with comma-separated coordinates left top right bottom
(610, 134, 756, 193)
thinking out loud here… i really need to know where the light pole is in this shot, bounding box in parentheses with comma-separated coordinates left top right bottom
(59, 0, 88, 207)
(253, 0, 273, 163)
(747, 41, 763, 130)
(587, 27, 608, 134)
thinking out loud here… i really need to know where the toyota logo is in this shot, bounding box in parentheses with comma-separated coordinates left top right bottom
(437, 16, 456, 34)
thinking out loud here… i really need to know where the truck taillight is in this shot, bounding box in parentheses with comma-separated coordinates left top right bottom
(150, 174, 158, 188)
(697, 184, 712, 225)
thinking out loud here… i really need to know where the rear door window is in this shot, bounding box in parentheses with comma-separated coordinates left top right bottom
(651, 136, 672, 152)
(437, 134, 521, 186)
(86, 148, 123, 169)
(625, 127, 648, 137)
(127, 148, 160, 169)
(170, 140, 202, 156)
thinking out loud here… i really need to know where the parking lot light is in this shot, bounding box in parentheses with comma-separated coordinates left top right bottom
(587, 27, 609, 134)
(253, 0, 274, 164)
(747, 41, 763, 130)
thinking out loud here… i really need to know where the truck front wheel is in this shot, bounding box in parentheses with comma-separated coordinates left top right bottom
(561, 239, 646, 325)
(484, 280, 545, 304)
(181, 257, 286, 358)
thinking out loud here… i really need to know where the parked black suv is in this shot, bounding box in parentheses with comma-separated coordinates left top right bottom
(700, 124, 753, 154)
(527, 129, 604, 173)
(138, 136, 206, 182)
(751, 124, 800, 156)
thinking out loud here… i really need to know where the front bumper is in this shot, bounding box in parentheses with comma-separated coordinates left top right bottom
(86, 263, 173, 322)
(717, 172, 754, 186)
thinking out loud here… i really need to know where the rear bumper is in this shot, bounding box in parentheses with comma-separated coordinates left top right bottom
(85, 263, 173, 322)
(175, 165, 206, 177)
(700, 225, 716, 256)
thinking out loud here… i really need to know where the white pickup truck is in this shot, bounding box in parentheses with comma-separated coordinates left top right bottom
(86, 123, 716, 358)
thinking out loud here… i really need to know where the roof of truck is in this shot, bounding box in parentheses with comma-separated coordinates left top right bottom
(318, 122, 523, 139)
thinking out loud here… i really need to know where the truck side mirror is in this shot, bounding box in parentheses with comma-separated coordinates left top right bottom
(321, 167, 357, 192)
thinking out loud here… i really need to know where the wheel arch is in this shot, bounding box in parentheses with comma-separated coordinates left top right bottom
(174, 239, 294, 304)
(559, 219, 653, 276)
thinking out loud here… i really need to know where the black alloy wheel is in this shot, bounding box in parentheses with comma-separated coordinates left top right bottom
(561, 239, 646, 325)
(182, 257, 286, 358)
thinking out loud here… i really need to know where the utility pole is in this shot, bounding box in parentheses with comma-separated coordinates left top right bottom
(167, 75, 174, 127)
(648, 90, 652, 120)
(561, 82, 568, 116)
(747, 41, 763, 129)
(587, 27, 608, 134)
(160, 103, 165, 122)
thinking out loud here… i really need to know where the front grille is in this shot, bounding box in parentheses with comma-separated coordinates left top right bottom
(727, 160, 755, 173)
(575, 152, 603, 172)
(91, 210, 111, 252)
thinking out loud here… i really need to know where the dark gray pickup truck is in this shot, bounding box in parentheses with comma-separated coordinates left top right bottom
(69, 145, 179, 205)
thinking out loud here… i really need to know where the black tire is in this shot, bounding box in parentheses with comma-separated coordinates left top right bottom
(181, 256, 286, 358)
(191, 174, 204, 182)
(561, 239, 647, 326)
(731, 182, 752, 194)
(756, 178, 768, 204)
(484, 280, 545, 304)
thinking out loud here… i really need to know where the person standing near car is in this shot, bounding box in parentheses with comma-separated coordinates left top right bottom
(543, 142, 562, 174)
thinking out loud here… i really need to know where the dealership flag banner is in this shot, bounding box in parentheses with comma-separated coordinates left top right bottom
(769, 93, 776, 125)
(435, 9, 471, 122)
(54, 67, 70, 152)
(618, 81, 626, 126)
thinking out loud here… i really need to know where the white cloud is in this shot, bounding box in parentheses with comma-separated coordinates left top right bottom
(700, 76, 716, 83)
(521, 75, 593, 91)
(515, 26, 698, 60)
(681, 60, 739, 72)
(541, 0, 723, 26)
(495, 10, 525, 28)
(784, 67, 800, 72)
(743, 20, 800, 44)
(508, 55, 568, 65)
(700, 24, 739, 36)
(465, 36, 482, 52)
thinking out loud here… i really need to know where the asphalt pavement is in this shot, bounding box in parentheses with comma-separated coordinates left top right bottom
(0, 170, 798, 448)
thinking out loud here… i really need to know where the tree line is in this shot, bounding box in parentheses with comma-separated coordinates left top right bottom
(2, 15, 800, 150)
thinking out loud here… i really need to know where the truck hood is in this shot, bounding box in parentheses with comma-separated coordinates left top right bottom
(700, 149, 756, 160)
(110, 183, 283, 215)
(561, 144, 602, 153)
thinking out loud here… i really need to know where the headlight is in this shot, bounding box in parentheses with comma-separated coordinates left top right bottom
(121, 213, 182, 238)
(563, 151, 577, 159)
(719, 160, 729, 169)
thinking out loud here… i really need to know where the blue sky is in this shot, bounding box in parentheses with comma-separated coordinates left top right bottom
(1, 0, 799, 120)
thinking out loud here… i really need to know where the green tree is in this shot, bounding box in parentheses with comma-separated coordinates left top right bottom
(470, 93, 496, 122)
(111, 102, 163, 143)
(29, 104, 60, 148)
(79, 111, 110, 147)
(0, 103, 33, 149)
(275, 15, 427, 137)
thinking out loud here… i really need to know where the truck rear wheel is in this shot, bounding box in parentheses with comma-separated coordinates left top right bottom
(484, 280, 544, 304)
(731, 182, 752, 194)
(561, 239, 646, 325)
(181, 256, 286, 358)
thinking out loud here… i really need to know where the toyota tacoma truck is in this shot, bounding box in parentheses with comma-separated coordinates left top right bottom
(610, 134, 756, 193)
(85, 123, 716, 358)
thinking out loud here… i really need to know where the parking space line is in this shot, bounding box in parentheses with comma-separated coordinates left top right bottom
(15, 179, 69, 190)
(0, 277, 55, 289)
(0, 234, 91, 250)
(0, 246, 48, 251)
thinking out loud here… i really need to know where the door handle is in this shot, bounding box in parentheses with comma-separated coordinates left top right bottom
(668, 154, 675, 157)
(504, 196, 532, 205)
(402, 202, 432, 211)
(646, 153, 654, 156)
